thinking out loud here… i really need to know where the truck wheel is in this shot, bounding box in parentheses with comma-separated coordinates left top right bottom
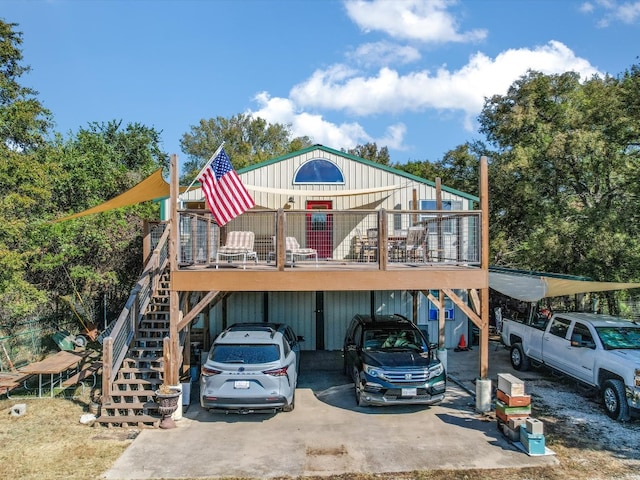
(602, 379, 630, 422)
(510, 343, 530, 371)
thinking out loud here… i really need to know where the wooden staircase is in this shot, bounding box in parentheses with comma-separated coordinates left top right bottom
(96, 274, 171, 428)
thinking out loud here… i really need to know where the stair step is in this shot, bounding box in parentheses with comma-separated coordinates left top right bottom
(114, 378, 163, 386)
(103, 400, 158, 410)
(130, 346, 163, 352)
(109, 390, 156, 397)
(96, 414, 159, 428)
(118, 368, 164, 374)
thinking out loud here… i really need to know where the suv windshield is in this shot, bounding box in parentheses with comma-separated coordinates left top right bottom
(211, 344, 280, 364)
(363, 328, 424, 351)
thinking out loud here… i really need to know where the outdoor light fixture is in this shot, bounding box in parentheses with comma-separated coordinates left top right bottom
(288, 196, 295, 204)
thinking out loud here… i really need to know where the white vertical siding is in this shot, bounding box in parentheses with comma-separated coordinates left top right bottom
(323, 291, 370, 350)
(268, 291, 316, 351)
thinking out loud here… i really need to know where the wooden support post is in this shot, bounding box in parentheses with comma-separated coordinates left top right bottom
(142, 220, 151, 264)
(479, 156, 490, 380)
(102, 337, 113, 401)
(277, 209, 286, 271)
(436, 177, 443, 262)
(379, 209, 388, 270)
(167, 153, 180, 386)
(438, 289, 445, 348)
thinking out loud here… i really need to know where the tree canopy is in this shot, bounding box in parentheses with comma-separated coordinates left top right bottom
(480, 69, 640, 311)
(179, 113, 312, 184)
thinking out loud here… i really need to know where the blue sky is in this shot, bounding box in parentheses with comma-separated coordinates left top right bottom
(3, 0, 639, 169)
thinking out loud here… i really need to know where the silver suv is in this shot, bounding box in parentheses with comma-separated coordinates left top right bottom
(200, 323, 301, 413)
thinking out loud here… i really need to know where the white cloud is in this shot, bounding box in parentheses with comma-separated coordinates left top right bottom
(344, 0, 487, 43)
(580, 0, 640, 26)
(347, 41, 422, 67)
(249, 92, 377, 149)
(249, 41, 600, 151)
(290, 41, 601, 118)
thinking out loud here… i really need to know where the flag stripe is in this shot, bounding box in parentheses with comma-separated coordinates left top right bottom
(197, 148, 255, 226)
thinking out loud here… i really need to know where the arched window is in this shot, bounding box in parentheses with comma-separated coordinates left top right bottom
(294, 159, 344, 184)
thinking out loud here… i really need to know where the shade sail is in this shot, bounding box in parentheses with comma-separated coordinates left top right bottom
(53, 168, 170, 223)
(245, 184, 402, 197)
(489, 270, 640, 302)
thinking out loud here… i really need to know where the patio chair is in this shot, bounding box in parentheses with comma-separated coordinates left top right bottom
(215, 231, 258, 269)
(286, 237, 318, 267)
(267, 236, 318, 267)
(356, 228, 377, 262)
(401, 226, 427, 262)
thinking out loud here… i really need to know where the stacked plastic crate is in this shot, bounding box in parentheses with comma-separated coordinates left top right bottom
(495, 373, 546, 455)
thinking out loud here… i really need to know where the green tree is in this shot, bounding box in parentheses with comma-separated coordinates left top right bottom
(179, 114, 311, 183)
(0, 20, 53, 325)
(479, 69, 640, 311)
(33, 121, 168, 324)
(346, 142, 390, 165)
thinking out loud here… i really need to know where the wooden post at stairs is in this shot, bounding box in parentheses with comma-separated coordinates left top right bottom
(166, 154, 180, 386)
(102, 337, 113, 401)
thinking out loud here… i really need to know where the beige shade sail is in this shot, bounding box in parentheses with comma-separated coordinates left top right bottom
(489, 271, 640, 302)
(53, 168, 170, 223)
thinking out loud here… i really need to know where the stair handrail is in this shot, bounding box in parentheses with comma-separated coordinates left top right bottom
(101, 224, 171, 399)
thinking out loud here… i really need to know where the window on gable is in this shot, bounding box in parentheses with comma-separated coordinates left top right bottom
(419, 200, 462, 234)
(294, 159, 344, 184)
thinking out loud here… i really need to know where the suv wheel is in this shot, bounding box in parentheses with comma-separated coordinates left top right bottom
(354, 372, 367, 407)
(282, 392, 295, 412)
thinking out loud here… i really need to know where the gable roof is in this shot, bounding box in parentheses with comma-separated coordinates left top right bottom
(238, 144, 479, 203)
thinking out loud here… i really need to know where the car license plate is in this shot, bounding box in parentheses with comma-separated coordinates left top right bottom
(401, 387, 417, 397)
(234, 380, 250, 389)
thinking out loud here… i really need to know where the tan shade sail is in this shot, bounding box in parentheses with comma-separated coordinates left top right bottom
(53, 168, 169, 223)
(489, 271, 640, 302)
(245, 184, 403, 197)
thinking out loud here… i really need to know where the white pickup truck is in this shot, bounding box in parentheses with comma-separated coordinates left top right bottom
(501, 311, 640, 421)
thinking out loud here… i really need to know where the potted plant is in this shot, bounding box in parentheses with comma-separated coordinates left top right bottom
(155, 384, 181, 429)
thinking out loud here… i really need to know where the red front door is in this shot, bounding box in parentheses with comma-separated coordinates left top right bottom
(306, 200, 333, 259)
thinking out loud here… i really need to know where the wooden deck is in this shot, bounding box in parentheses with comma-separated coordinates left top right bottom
(173, 260, 487, 292)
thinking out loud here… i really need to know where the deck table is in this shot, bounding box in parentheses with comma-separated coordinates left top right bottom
(19, 350, 89, 398)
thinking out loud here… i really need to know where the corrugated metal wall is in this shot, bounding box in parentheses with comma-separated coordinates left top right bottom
(204, 290, 470, 351)
(268, 291, 316, 351)
(323, 291, 370, 350)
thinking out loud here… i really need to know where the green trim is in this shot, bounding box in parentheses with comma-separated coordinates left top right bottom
(237, 144, 479, 202)
(489, 266, 592, 281)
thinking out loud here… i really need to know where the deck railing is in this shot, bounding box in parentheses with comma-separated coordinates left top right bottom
(101, 224, 170, 399)
(177, 208, 481, 269)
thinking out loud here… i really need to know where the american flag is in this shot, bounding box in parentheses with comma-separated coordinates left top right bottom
(197, 148, 255, 226)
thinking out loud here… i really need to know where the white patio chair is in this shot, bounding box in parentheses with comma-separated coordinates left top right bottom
(215, 231, 257, 269)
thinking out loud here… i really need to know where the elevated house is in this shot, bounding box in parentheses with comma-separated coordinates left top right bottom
(96, 145, 490, 427)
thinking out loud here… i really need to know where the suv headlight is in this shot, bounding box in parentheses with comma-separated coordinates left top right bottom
(363, 363, 383, 378)
(428, 362, 444, 378)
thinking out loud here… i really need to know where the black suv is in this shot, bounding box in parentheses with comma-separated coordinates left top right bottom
(343, 314, 446, 407)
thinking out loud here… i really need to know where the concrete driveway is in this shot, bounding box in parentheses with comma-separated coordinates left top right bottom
(104, 347, 557, 479)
